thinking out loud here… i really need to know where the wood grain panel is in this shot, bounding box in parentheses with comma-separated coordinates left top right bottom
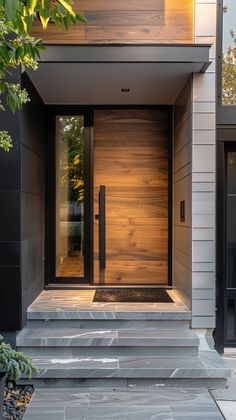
(85, 26, 192, 42)
(94, 108, 170, 285)
(31, 20, 85, 43)
(94, 261, 168, 284)
(31, 0, 193, 44)
(68, 0, 193, 12)
(85, 11, 192, 26)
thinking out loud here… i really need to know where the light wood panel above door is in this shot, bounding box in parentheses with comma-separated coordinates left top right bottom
(31, 0, 193, 44)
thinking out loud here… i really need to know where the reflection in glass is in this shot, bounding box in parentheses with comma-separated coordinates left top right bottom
(55, 116, 84, 277)
(226, 152, 236, 288)
(222, 0, 236, 104)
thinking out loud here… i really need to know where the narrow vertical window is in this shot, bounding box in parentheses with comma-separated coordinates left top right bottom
(222, 0, 236, 104)
(55, 116, 85, 278)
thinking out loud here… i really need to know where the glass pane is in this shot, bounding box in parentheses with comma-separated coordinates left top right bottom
(226, 298, 236, 340)
(55, 116, 84, 277)
(222, 0, 236, 104)
(226, 152, 236, 288)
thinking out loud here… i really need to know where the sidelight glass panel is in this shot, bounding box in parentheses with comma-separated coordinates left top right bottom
(222, 0, 236, 104)
(226, 152, 236, 288)
(226, 298, 236, 340)
(55, 116, 84, 277)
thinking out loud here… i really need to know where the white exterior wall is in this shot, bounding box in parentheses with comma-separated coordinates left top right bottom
(191, 0, 217, 328)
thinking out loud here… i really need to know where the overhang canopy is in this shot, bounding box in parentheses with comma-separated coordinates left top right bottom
(26, 44, 211, 105)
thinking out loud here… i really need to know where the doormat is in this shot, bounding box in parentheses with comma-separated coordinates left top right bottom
(93, 288, 173, 303)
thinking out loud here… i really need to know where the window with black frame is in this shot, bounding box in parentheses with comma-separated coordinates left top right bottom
(222, 0, 236, 105)
(225, 150, 236, 342)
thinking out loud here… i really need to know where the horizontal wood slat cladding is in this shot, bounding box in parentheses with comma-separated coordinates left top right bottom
(31, 0, 193, 44)
(94, 108, 170, 285)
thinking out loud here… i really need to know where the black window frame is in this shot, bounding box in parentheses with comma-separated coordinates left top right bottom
(45, 106, 94, 285)
(216, 129, 236, 351)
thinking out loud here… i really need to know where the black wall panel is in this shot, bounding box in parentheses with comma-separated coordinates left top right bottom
(0, 70, 46, 332)
(20, 74, 46, 326)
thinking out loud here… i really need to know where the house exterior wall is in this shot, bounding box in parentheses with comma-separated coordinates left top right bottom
(20, 75, 46, 326)
(191, 0, 217, 328)
(0, 73, 46, 335)
(0, 69, 22, 332)
(31, 0, 193, 44)
(173, 78, 193, 309)
(0, 1, 219, 335)
(173, 1, 217, 329)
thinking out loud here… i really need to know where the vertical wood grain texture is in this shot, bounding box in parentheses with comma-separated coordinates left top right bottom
(94, 108, 169, 285)
(31, 0, 193, 44)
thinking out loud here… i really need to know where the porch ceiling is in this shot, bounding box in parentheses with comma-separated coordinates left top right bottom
(26, 44, 211, 105)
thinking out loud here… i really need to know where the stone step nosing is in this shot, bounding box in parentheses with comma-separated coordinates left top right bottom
(28, 367, 231, 380)
(17, 346, 199, 357)
(27, 311, 191, 321)
(16, 339, 199, 347)
(23, 351, 231, 381)
(16, 329, 199, 347)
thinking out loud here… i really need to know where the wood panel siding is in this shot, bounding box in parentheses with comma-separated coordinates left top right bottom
(94, 108, 170, 285)
(31, 0, 193, 44)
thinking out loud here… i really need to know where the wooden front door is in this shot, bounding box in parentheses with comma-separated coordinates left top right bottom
(94, 108, 171, 285)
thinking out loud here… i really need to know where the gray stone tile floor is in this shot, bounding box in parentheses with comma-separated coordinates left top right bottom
(212, 350, 236, 419)
(27, 290, 191, 320)
(23, 388, 224, 420)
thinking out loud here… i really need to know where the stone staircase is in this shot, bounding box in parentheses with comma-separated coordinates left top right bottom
(16, 302, 231, 389)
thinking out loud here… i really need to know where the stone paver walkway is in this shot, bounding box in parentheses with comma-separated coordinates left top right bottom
(23, 388, 223, 419)
(212, 350, 236, 420)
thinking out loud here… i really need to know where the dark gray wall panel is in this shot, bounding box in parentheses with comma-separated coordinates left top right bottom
(21, 145, 45, 195)
(20, 73, 45, 327)
(0, 192, 20, 241)
(0, 69, 22, 333)
(0, 267, 21, 330)
(0, 242, 20, 266)
(0, 145, 20, 191)
(0, 109, 20, 146)
(21, 192, 44, 240)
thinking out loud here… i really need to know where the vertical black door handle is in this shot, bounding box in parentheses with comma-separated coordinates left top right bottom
(99, 185, 106, 269)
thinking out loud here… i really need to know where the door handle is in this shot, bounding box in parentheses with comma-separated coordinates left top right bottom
(98, 185, 106, 269)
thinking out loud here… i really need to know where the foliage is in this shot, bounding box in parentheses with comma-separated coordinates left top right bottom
(222, 31, 236, 105)
(59, 116, 84, 203)
(0, 335, 38, 380)
(0, 0, 86, 151)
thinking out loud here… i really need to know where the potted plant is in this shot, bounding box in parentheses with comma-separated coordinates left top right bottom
(0, 335, 38, 416)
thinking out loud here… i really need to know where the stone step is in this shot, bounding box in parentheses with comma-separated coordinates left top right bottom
(27, 308, 191, 321)
(16, 328, 199, 348)
(26, 319, 190, 330)
(25, 351, 231, 381)
(17, 345, 198, 357)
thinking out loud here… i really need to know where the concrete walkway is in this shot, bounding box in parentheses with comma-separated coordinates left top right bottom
(212, 351, 236, 420)
(23, 388, 224, 419)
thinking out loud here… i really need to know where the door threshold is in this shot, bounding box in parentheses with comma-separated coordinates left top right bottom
(46, 284, 172, 290)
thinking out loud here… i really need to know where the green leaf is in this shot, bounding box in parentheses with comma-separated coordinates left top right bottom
(57, 0, 75, 17)
(76, 13, 88, 24)
(40, 14, 49, 28)
(29, 0, 37, 14)
(4, 0, 20, 20)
